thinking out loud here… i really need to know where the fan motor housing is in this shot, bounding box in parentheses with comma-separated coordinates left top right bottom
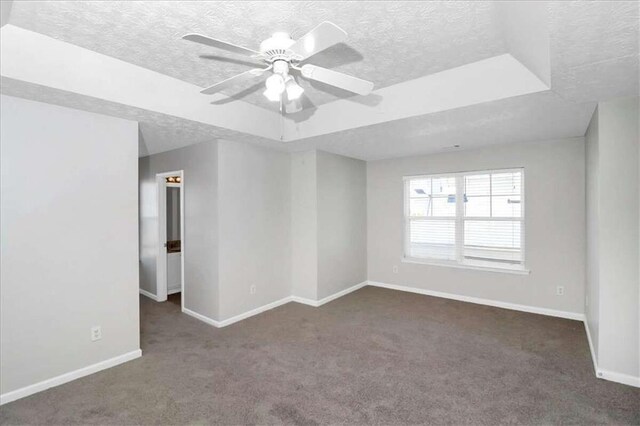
(259, 32, 298, 63)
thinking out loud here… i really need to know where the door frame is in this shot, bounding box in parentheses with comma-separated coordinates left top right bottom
(155, 170, 185, 310)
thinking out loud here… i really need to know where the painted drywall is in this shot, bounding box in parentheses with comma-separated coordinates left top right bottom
(217, 140, 291, 320)
(499, 1, 550, 86)
(0, 0, 12, 27)
(367, 138, 586, 315)
(0, 25, 283, 143)
(0, 95, 139, 394)
(139, 141, 218, 319)
(316, 151, 368, 299)
(585, 108, 600, 359)
(291, 151, 318, 300)
(594, 97, 639, 378)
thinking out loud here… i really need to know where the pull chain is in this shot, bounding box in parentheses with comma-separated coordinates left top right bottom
(280, 96, 284, 141)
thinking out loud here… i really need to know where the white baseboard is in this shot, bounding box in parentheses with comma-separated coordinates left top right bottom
(292, 281, 368, 307)
(597, 368, 640, 388)
(0, 349, 142, 405)
(367, 280, 585, 321)
(182, 307, 221, 327)
(583, 320, 640, 388)
(216, 296, 293, 327)
(290, 295, 317, 306)
(167, 287, 181, 295)
(182, 296, 293, 329)
(583, 320, 598, 375)
(139, 288, 159, 301)
(183, 281, 368, 328)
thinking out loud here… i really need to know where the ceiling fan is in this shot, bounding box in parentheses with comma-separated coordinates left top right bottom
(182, 21, 374, 113)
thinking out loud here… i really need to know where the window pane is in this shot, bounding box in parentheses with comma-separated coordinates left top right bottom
(464, 220, 521, 249)
(463, 246, 523, 264)
(465, 174, 490, 196)
(465, 195, 490, 217)
(410, 198, 430, 216)
(409, 178, 431, 198)
(464, 220, 522, 265)
(492, 172, 521, 196)
(409, 219, 456, 260)
(408, 176, 456, 217)
(431, 196, 456, 217)
(492, 195, 521, 218)
(431, 176, 456, 195)
(465, 171, 522, 218)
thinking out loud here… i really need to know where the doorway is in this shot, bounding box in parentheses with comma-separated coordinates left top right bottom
(156, 171, 184, 310)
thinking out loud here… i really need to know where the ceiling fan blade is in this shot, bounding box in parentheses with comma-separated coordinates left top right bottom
(299, 64, 373, 96)
(289, 21, 347, 61)
(200, 67, 270, 95)
(182, 34, 259, 57)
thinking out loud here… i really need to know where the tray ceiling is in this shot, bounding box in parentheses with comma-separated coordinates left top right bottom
(7, 1, 506, 111)
(1, 1, 638, 161)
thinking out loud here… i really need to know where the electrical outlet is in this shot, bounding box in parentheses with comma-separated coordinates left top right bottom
(556, 286, 564, 296)
(91, 326, 102, 342)
(392, 265, 398, 274)
(250, 285, 256, 295)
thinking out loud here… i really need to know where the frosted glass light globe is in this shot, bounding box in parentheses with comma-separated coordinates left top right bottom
(265, 75, 285, 94)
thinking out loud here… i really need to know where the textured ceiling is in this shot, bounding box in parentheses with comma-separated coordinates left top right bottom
(290, 91, 596, 161)
(547, 1, 639, 103)
(7, 1, 506, 111)
(0, 77, 283, 157)
(548, 1, 639, 70)
(2, 1, 639, 161)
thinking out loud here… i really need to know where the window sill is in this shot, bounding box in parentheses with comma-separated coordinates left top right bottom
(401, 257, 531, 275)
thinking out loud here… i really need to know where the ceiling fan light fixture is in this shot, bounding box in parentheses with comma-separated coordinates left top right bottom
(264, 74, 286, 101)
(285, 77, 304, 100)
(263, 88, 282, 102)
(265, 74, 285, 94)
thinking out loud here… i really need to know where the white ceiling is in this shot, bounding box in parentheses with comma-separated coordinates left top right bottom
(1, 1, 638, 160)
(6, 1, 507, 110)
(0, 77, 284, 157)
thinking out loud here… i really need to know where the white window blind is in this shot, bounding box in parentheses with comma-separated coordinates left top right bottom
(404, 169, 525, 271)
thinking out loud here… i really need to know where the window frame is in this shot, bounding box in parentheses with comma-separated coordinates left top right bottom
(403, 168, 529, 274)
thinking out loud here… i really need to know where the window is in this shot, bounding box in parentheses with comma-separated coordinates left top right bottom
(404, 168, 525, 272)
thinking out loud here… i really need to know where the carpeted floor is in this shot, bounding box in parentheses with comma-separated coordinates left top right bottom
(1, 286, 639, 425)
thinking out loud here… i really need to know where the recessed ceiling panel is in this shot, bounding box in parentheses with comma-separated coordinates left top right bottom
(8, 1, 507, 110)
(0, 77, 284, 157)
(290, 91, 596, 161)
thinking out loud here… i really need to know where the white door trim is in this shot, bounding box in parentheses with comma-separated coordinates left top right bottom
(155, 170, 184, 306)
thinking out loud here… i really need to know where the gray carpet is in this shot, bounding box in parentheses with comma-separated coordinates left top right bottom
(1, 286, 639, 425)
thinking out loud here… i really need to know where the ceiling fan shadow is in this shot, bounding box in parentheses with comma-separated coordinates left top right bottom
(199, 55, 262, 68)
(287, 95, 318, 123)
(308, 80, 383, 107)
(210, 81, 264, 105)
(302, 43, 364, 68)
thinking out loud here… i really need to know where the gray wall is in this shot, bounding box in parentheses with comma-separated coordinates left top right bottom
(139, 141, 218, 319)
(291, 151, 318, 300)
(367, 138, 586, 314)
(316, 151, 368, 299)
(217, 140, 291, 320)
(1, 95, 139, 394)
(586, 97, 639, 378)
(585, 108, 600, 359)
